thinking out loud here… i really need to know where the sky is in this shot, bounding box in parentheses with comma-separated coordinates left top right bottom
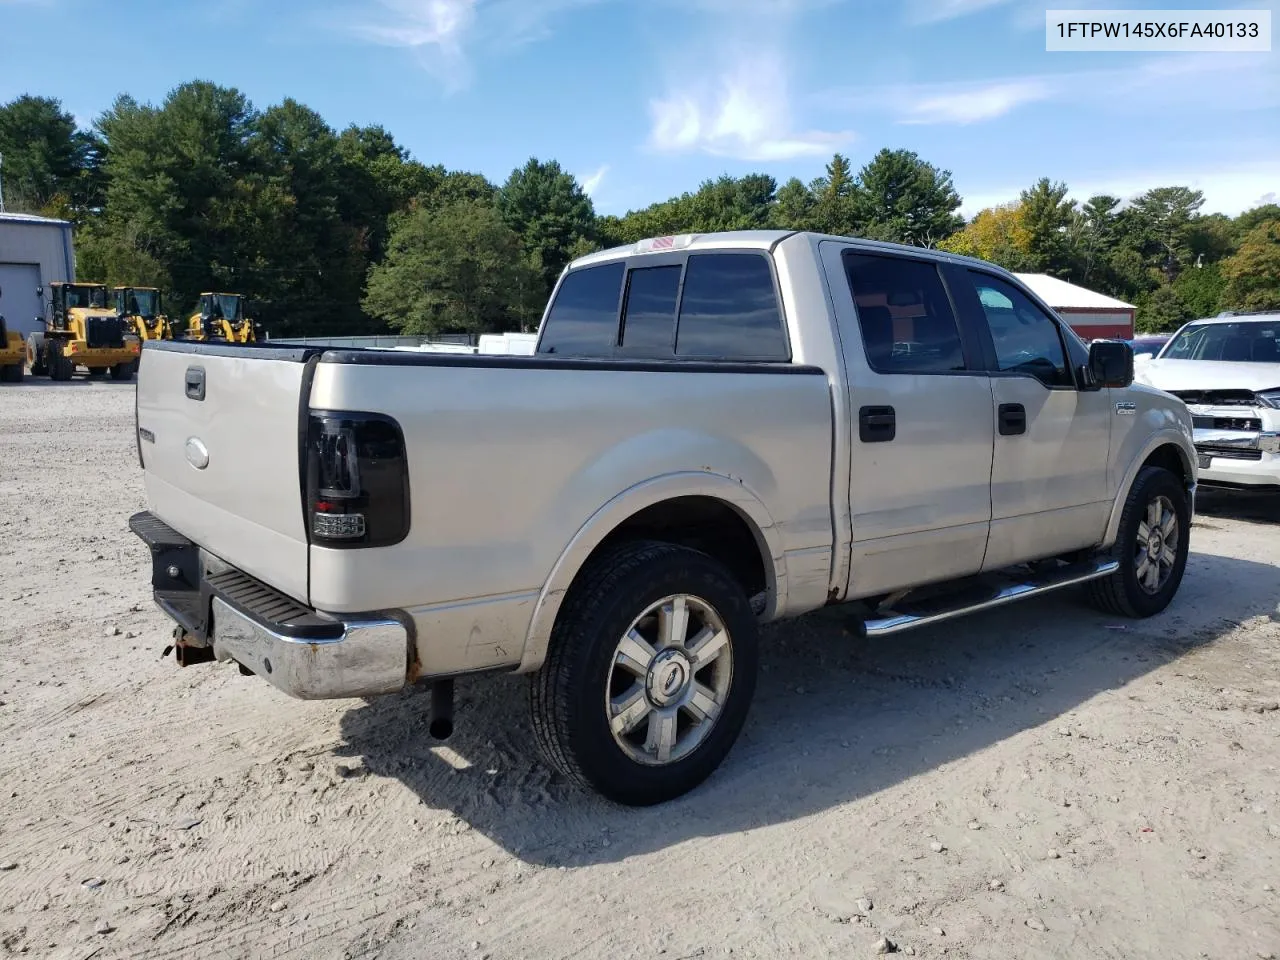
(1, 0, 1277, 218)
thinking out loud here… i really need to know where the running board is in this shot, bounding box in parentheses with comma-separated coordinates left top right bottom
(864, 558, 1120, 637)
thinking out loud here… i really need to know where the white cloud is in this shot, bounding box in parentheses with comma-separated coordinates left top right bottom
(905, 0, 1013, 25)
(897, 79, 1053, 124)
(579, 164, 609, 196)
(823, 52, 1277, 127)
(648, 51, 853, 161)
(346, 0, 607, 90)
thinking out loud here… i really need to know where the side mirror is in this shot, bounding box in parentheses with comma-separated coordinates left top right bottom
(1087, 339, 1134, 389)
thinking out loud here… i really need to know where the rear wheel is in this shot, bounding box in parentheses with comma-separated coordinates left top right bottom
(110, 362, 134, 381)
(530, 540, 759, 806)
(1088, 466, 1190, 618)
(26, 336, 48, 376)
(0, 362, 22, 383)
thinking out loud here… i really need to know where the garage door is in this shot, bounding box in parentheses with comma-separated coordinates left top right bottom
(0, 263, 44, 338)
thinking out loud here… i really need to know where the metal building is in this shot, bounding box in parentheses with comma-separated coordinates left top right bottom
(1014, 272, 1135, 341)
(0, 212, 76, 339)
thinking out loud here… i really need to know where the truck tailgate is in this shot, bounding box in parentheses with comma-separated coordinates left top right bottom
(136, 343, 314, 603)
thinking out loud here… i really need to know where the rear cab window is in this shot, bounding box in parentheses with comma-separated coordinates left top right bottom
(537, 250, 789, 362)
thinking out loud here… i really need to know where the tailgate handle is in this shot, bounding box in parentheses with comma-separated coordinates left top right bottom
(185, 366, 206, 401)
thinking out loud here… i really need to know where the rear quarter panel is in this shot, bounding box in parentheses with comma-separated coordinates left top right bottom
(307, 356, 835, 673)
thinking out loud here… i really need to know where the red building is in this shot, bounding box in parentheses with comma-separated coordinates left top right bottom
(1014, 273, 1135, 341)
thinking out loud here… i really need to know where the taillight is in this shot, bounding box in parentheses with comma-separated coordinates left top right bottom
(305, 411, 410, 548)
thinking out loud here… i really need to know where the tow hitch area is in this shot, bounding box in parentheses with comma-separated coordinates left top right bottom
(162, 625, 215, 667)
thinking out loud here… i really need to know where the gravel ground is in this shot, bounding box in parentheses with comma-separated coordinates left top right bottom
(1, 378, 1279, 960)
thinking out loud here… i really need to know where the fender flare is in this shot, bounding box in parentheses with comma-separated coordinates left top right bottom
(515, 471, 786, 674)
(1101, 429, 1196, 549)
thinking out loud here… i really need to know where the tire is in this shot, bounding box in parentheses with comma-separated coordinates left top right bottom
(1088, 466, 1190, 618)
(530, 539, 759, 806)
(110, 362, 134, 381)
(0, 362, 22, 383)
(27, 336, 48, 376)
(50, 353, 74, 381)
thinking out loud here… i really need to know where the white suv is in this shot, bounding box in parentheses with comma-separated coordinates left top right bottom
(1136, 311, 1280, 490)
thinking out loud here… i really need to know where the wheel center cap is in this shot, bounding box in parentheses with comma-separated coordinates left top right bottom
(1148, 534, 1162, 558)
(647, 650, 691, 707)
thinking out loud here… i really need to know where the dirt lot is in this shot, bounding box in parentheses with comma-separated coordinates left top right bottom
(1, 379, 1279, 960)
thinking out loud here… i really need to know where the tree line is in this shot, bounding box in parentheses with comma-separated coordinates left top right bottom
(2, 84, 1277, 338)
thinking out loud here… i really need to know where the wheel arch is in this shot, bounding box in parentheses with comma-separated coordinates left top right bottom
(1102, 434, 1196, 549)
(517, 472, 786, 674)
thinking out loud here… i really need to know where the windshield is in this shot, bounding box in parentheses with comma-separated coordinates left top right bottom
(123, 289, 160, 317)
(65, 286, 108, 310)
(1161, 319, 1280, 363)
(206, 294, 243, 322)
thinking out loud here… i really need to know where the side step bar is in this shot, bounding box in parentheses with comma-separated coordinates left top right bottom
(864, 558, 1120, 637)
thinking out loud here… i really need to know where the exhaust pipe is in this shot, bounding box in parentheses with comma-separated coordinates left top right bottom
(429, 678, 454, 740)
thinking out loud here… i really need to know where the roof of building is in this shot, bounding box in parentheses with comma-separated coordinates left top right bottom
(0, 211, 73, 226)
(1014, 273, 1135, 311)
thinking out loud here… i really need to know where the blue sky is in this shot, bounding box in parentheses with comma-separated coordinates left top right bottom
(1, 0, 1277, 217)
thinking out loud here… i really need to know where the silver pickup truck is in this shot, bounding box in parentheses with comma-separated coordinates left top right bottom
(130, 230, 1197, 805)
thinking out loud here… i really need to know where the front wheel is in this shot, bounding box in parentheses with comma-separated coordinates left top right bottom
(531, 540, 759, 806)
(26, 336, 48, 376)
(1088, 466, 1190, 618)
(110, 362, 134, 381)
(49, 352, 74, 381)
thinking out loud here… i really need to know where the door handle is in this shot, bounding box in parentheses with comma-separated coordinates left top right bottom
(859, 405, 896, 443)
(998, 402, 1026, 436)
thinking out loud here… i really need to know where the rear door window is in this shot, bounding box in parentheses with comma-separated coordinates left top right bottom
(537, 262, 624, 355)
(675, 253, 788, 360)
(842, 252, 968, 374)
(619, 265, 682, 356)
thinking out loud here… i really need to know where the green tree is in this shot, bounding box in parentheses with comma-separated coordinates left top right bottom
(1220, 219, 1280, 312)
(852, 148, 963, 246)
(1233, 203, 1280, 239)
(363, 199, 538, 335)
(1136, 283, 1190, 333)
(0, 95, 94, 212)
(1131, 186, 1205, 283)
(809, 154, 859, 235)
(497, 158, 596, 296)
(1075, 194, 1121, 283)
(1172, 261, 1227, 319)
(772, 176, 815, 230)
(1018, 178, 1074, 275)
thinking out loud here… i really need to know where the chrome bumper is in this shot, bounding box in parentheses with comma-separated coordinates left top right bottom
(209, 597, 409, 700)
(1193, 428, 1280, 454)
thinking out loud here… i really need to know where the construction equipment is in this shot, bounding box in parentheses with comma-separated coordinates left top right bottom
(184, 293, 260, 343)
(114, 286, 171, 374)
(0, 287, 25, 383)
(26, 282, 141, 381)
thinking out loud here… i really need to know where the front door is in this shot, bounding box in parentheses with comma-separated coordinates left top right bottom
(952, 269, 1112, 570)
(821, 243, 995, 599)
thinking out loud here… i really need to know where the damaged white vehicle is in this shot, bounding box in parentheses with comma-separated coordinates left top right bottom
(1136, 311, 1280, 490)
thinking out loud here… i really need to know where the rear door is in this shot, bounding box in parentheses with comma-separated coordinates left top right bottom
(821, 242, 995, 598)
(136, 342, 314, 602)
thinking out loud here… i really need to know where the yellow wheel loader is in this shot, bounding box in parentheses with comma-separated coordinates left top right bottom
(184, 293, 261, 343)
(113, 286, 172, 374)
(0, 299, 25, 383)
(26, 282, 141, 381)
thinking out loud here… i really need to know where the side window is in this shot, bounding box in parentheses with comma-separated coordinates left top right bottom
(619, 265, 681, 356)
(842, 252, 966, 374)
(968, 272, 1073, 387)
(537, 262, 624, 356)
(675, 254, 788, 360)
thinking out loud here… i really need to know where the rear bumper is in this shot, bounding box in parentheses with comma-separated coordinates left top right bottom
(129, 511, 411, 699)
